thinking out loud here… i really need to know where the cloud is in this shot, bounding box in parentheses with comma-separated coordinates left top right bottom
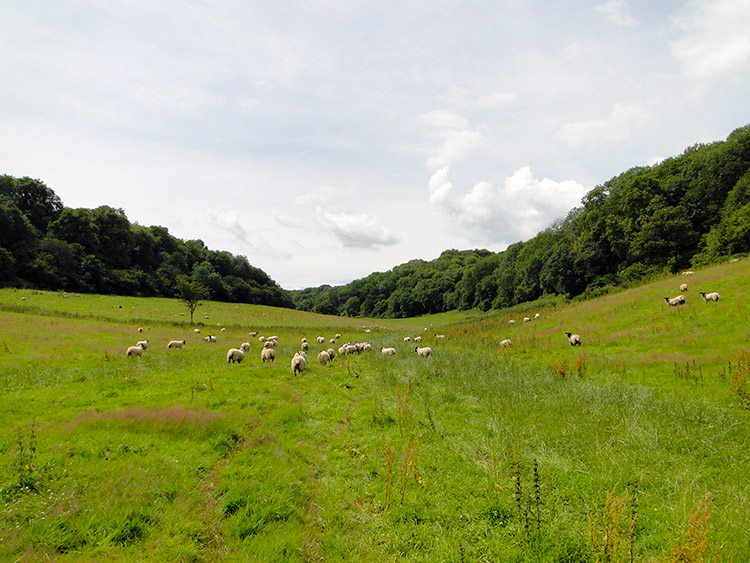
(314, 208, 400, 249)
(429, 167, 587, 244)
(207, 209, 249, 243)
(556, 102, 648, 148)
(670, 0, 750, 78)
(419, 110, 485, 170)
(596, 0, 637, 27)
(208, 208, 293, 259)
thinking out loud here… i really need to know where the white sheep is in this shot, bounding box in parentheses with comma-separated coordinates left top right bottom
(248, 331, 259, 337)
(167, 340, 186, 349)
(318, 350, 331, 365)
(292, 352, 307, 376)
(508, 319, 515, 325)
(415, 346, 433, 357)
(301, 341, 310, 351)
(680, 283, 688, 292)
(403, 336, 411, 342)
(664, 295, 686, 306)
(227, 348, 245, 364)
(317, 336, 325, 343)
(261, 348, 276, 363)
(533, 313, 541, 319)
(136, 339, 149, 350)
(682, 271, 695, 276)
(499, 339, 512, 348)
(194, 328, 200, 333)
(435, 334, 446, 340)
(203, 335, 217, 343)
(564, 332, 582, 346)
(137, 327, 144, 333)
(523, 317, 531, 323)
(414, 336, 422, 343)
(335, 333, 342, 339)
(264, 339, 278, 348)
(381, 347, 396, 356)
(240, 342, 251, 352)
(730, 258, 740, 264)
(126, 343, 145, 357)
(700, 291, 720, 303)
(327, 348, 336, 360)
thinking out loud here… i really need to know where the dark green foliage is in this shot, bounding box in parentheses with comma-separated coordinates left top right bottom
(0, 174, 293, 308)
(292, 124, 750, 317)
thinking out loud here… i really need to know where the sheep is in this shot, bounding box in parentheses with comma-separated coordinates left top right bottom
(301, 341, 310, 351)
(680, 283, 688, 292)
(338, 345, 348, 356)
(327, 348, 336, 360)
(414, 336, 422, 343)
(381, 347, 396, 356)
(318, 350, 331, 365)
(248, 331, 259, 337)
(534, 313, 541, 319)
(301, 337, 308, 343)
(136, 339, 149, 350)
(227, 348, 245, 364)
(330, 338, 336, 344)
(292, 352, 307, 376)
(523, 317, 531, 323)
(664, 295, 686, 306)
(317, 336, 325, 343)
(203, 335, 217, 343)
(167, 340, 186, 349)
(499, 339, 512, 348)
(194, 328, 201, 333)
(564, 332, 582, 346)
(403, 336, 411, 342)
(730, 258, 740, 264)
(137, 327, 144, 333)
(508, 319, 515, 325)
(415, 346, 433, 357)
(240, 342, 251, 352)
(335, 333, 342, 339)
(435, 334, 446, 340)
(682, 271, 695, 276)
(220, 328, 226, 332)
(126, 343, 145, 357)
(264, 339, 278, 348)
(261, 348, 276, 363)
(700, 291, 720, 303)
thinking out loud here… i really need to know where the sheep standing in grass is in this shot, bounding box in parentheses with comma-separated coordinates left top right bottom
(126, 343, 145, 357)
(261, 348, 275, 363)
(136, 339, 149, 350)
(700, 291, 720, 303)
(435, 334, 446, 340)
(680, 283, 688, 292)
(318, 350, 331, 365)
(203, 335, 217, 343)
(414, 336, 422, 343)
(664, 295, 686, 306)
(292, 352, 307, 376)
(168, 340, 186, 349)
(381, 347, 396, 356)
(301, 341, 310, 351)
(240, 342, 251, 352)
(564, 332, 582, 346)
(499, 339, 512, 348)
(227, 348, 245, 364)
(327, 348, 336, 360)
(415, 346, 433, 357)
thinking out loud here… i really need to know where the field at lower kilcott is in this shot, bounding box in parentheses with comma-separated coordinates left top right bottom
(1, 260, 749, 562)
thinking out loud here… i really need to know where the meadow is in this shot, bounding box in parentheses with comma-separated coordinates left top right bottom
(1, 260, 749, 562)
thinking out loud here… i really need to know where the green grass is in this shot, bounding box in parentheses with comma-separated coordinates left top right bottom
(1, 262, 749, 561)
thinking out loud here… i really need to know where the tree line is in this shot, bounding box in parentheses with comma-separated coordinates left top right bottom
(291, 124, 750, 317)
(0, 175, 293, 308)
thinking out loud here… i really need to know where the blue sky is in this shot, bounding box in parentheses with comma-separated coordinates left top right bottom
(2, 1, 749, 288)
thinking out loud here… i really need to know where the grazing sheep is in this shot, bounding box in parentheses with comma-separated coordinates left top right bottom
(415, 336, 422, 343)
(682, 271, 695, 276)
(167, 340, 186, 349)
(264, 339, 278, 348)
(137, 327, 144, 333)
(700, 291, 720, 303)
(301, 341, 310, 351)
(335, 333, 342, 339)
(499, 339, 512, 348)
(680, 283, 688, 292)
(248, 331, 259, 337)
(203, 335, 217, 343)
(404, 336, 411, 342)
(220, 328, 226, 332)
(508, 319, 515, 325)
(330, 338, 336, 344)
(435, 334, 446, 340)
(381, 347, 396, 356)
(345, 344, 357, 355)
(534, 313, 541, 319)
(259, 336, 266, 342)
(564, 332, 582, 346)
(240, 342, 251, 352)
(317, 336, 325, 343)
(523, 317, 531, 323)
(194, 328, 200, 333)
(327, 348, 336, 360)
(318, 350, 331, 365)
(292, 352, 307, 376)
(136, 339, 149, 350)
(415, 346, 433, 357)
(664, 295, 686, 307)
(261, 348, 276, 363)
(227, 348, 245, 364)
(730, 258, 740, 263)
(126, 343, 145, 357)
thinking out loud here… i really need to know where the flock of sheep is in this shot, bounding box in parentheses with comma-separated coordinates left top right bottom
(125, 330, 438, 376)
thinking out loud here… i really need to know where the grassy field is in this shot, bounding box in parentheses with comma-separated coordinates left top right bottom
(1, 261, 749, 562)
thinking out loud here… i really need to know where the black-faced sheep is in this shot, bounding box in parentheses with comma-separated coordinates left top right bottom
(680, 283, 688, 292)
(564, 332, 582, 346)
(261, 348, 275, 363)
(318, 350, 331, 365)
(700, 291, 720, 303)
(203, 335, 217, 343)
(292, 352, 307, 376)
(136, 339, 149, 350)
(168, 340, 186, 349)
(499, 339, 512, 348)
(381, 347, 396, 356)
(126, 343, 145, 357)
(326, 348, 336, 360)
(664, 295, 686, 306)
(240, 342, 251, 352)
(415, 346, 433, 357)
(227, 348, 244, 364)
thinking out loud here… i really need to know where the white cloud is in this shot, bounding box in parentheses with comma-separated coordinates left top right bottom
(419, 110, 485, 170)
(428, 167, 453, 204)
(596, 0, 637, 27)
(208, 208, 293, 260)
(670, 0, 750, 78)
(314, 208, 400, 249)
(556, 102, 649, 148)
(207, 209, 248, 243)
(429, 167, 587, 244)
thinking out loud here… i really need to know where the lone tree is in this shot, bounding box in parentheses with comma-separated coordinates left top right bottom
(174, 275, 211, 324)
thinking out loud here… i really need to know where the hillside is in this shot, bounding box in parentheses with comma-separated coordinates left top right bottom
(292, 124, 750, 318)
(1, 260, 749, 560)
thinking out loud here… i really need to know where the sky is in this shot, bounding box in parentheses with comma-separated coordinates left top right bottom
(2, 1, 749, 289)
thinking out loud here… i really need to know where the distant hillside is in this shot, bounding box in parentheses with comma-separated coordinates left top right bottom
(0, 175, 293, 308)
(292, 124, 750, 317)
